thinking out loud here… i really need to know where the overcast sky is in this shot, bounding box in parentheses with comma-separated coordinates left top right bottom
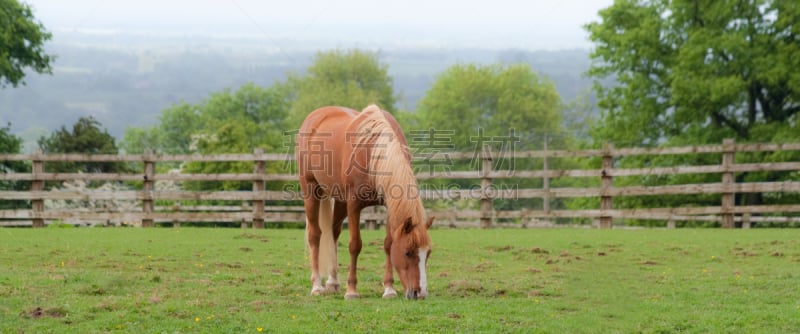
(24, 0, 614, 50)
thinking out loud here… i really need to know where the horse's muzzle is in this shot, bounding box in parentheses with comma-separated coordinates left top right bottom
(406, 289, 426, 300)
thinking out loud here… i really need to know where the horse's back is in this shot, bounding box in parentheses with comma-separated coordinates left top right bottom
(300, 107, 358, 134)
(349, 106, 411, 162)
(296, 107, 359, 186)
(297, 105, 409, 182)
(298, 105, 402, 147)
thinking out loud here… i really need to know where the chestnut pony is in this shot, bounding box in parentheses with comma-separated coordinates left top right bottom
(296, 105, 433, 300)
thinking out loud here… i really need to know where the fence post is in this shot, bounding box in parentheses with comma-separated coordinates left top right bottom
(252, 148, 266, 229)
(599, 143, 614, 229)
(480, 145, 493, 229)
(31, 150, 45, 228)
(365, 206, 378, 230)
(542, 135, 551, 225)
(721, 138, 736, 228)
(142, 149, 155, 227)
(171, 203, 181, 228)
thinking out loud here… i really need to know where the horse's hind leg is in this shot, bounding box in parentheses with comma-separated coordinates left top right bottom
(344, 203, 363, 299)
(325, 200, 348, 293)
(302, 183, 325, 296)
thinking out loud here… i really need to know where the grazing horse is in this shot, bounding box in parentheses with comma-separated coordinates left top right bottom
(296, 105, 433, 300)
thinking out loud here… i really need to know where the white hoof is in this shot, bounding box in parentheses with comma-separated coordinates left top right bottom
(326, 282, 341, 292)
(310, 286, 326, 296)
(344, 292, 360, 300)
(382, 287, 398, 299)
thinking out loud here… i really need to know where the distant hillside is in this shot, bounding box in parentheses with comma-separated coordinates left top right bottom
(0, 33, 596, 151)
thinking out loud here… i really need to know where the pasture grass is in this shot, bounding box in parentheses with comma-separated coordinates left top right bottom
(1, 227, 799, 333)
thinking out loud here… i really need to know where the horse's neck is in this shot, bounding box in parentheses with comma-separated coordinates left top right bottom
(355, 109, 422, 222)
(379, 170, 424, 228)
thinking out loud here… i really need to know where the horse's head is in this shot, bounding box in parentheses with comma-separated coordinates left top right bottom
(390, 216, 434, 299)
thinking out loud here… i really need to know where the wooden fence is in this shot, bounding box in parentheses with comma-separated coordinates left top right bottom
(1, 139, 799, 228)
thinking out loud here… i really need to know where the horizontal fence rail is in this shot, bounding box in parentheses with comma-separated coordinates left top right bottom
(1, 139, 799, 228)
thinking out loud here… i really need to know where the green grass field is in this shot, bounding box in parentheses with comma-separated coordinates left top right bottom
(1, 227, 799, 333)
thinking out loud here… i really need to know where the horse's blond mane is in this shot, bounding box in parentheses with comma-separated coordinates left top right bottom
(354, 105, 430, 247)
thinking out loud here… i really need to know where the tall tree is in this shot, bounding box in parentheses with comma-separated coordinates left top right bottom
(415, 63, 570, 214)
(416, 63, 564, 151)
(182, 83, 292, 191)
(122, 83, 291, 155)
(585, 0, 800, 224)
(0, 123, 28, 208)
(586, 0, 800, 146)
(37, 116, 125, 174)
(0, 123, 23, 157)
(0, 0, 54, 87)
(286, 49, 396, 127)
(121, 83, 292, 191)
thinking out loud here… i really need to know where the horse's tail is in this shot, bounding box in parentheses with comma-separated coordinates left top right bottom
(316, 197, 337, 277)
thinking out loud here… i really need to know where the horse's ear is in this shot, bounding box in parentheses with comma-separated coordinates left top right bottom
(426, 216, 434, 229)
(402, 217, 414, 234)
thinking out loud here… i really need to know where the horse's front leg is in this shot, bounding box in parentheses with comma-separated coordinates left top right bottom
(344, 203, 363, 299)
(382, 235, 398, 298)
